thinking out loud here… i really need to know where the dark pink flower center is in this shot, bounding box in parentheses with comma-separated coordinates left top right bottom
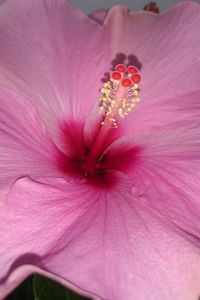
(57, 120, 140, 189)
(57, 64, 142, 188)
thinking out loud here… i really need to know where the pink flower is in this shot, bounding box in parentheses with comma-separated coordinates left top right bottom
(0, 0, 200, 299)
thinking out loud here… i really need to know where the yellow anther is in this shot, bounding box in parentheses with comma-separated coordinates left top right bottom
(103, 82, 110, 88)
(98, 107, 104, 114)
(111, 100, 116, 107)
(130, 103, 136, 108)
(135, 97, 140, 102)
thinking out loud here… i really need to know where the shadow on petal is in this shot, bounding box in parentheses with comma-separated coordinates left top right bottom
(0, 253, 42, 285)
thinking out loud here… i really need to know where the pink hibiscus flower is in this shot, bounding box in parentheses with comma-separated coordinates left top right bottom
(0, 0, 200, 299)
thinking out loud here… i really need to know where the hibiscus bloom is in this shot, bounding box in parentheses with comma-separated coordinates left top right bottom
(0, 0, 200, 299)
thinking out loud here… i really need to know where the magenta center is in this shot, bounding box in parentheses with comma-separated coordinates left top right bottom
(57, 120, 140, 189)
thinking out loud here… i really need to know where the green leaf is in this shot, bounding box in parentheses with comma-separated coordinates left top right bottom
(33, 274, 90, 300)
(66, 289, 90, 300)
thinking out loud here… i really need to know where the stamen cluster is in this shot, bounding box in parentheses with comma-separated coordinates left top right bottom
(99, 64, 141, 127)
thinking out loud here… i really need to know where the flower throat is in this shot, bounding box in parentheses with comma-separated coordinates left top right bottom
(59, 64, 141, 187)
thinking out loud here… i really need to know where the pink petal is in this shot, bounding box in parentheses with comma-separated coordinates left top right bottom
(104, 132, 198, 243)
(89, 9, 108, 24)
(103, 2, 200, 134)
(0, 0, 110, 135)
(0, 87, 59, 195)
(1, 175, 200, 300)
(0, 176, 96, 299)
